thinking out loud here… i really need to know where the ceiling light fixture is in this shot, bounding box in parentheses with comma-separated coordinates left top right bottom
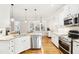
(34, 8, 37, 20)
(25, 9, 27, 23)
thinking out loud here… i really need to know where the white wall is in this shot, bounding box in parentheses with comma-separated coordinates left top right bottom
(0, 4, 10, 28)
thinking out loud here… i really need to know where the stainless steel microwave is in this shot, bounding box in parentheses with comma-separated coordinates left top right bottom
(64, 18, 73, 25)
(64, 14, 79, 26)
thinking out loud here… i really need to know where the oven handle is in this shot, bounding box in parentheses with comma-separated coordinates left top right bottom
(59, 45, 71, 54)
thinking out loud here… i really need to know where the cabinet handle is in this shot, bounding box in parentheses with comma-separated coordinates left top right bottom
(77, 45, 79, 46)
(11, 41, 13, 42)
(11, 50, 13, 52)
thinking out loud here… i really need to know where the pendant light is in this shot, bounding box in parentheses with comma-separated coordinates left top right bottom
(25, 9, 27, 23)
(34, 8, 40, 21)
(34, 8, 37, 20)
(40, 16, 42, 23)
(11, 4, 14, 22)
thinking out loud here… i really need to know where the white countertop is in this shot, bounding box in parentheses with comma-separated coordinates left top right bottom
(0, 35, 15, 41)
(27, 32, 42, 36)
(52, 32, 68, 36)
(0, 32, 42, 41)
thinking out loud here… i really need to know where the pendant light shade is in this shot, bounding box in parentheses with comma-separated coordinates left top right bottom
(25, 9, 27, 23)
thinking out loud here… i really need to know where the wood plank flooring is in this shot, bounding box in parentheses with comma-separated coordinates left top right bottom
(21, 36, 62, 54)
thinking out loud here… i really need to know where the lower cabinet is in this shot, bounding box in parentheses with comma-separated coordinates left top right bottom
(0, 39, 15, 54)
(73, 41, 79, 54)
(15, 36, 31, 54)
(0, 41, 10, 54)
(0, 36, 31, 54)
(15, 37, 23, 54)
(51, 34, 59, 47)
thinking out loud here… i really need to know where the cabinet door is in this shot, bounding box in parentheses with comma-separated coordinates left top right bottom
(37, 36, 42, 48)
(0, 41, 9, 54)
(15, 38, 23, 53)
(51, 34, 59, 47)
(22, 36, 31, 50)
(26, 36, 31, 49)
(73, 41, 79, 54)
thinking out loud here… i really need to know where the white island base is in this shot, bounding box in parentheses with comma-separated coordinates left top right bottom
(0, 35, 31, 54)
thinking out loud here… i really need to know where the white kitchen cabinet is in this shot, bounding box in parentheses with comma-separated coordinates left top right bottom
(0, 39, 15, 54)
(73, 41, 79, 54)
(63, 5, 79, 16)
(21, 36, 31, 51)
(51, 34, 59, 47)
(0, 35, 31, 54)
(15, 37, 23, 53)
(15, 36, 31, 54)
(28, 21, 47, 34)
(68, 5, 79, 14)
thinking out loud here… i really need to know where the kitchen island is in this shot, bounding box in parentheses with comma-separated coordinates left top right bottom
(0, 34, 31, 54)
(0, 32, 42, 54)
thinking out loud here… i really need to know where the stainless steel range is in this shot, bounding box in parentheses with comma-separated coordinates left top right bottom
(59, 30, 79, 54)
(59, 36, 72, 54)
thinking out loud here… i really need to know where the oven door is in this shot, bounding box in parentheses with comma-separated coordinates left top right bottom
(64, 19, 73, 25)
(59, 39, 71, 54)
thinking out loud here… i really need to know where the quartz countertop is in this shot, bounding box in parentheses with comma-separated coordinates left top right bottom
(0, 35, 15, 41)
(0, 32, 42, 41)
(52, 32, 68, 36)
(27, 32, 42, 36)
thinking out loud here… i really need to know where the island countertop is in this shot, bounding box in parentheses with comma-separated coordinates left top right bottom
(0, 32, 42, 41)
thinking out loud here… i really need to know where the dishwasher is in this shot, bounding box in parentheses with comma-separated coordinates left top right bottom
(31, 35, 42, 49)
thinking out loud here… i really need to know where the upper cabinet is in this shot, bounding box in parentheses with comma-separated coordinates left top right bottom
(0, 4, 10, 28)
(28, 21, 47, 32)
(64, 5, 79, 16)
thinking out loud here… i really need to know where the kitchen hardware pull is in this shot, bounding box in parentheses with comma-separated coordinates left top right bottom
(77, 45, 79, 46)
(11, 41, 13, 42)
(11, 50, 13, 52)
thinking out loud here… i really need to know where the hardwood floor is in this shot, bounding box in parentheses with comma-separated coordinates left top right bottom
(21, 36, 62, 54)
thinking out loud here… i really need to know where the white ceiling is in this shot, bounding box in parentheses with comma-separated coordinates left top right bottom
(12, 4, 65, 21)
